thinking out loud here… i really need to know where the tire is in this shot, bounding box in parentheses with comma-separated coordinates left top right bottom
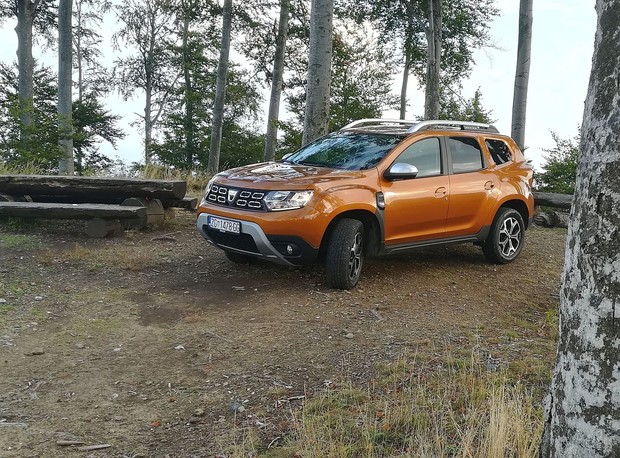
(482, 208, 525, 264)
(224, 250, 255, 264)
(325, 219, 365, 290)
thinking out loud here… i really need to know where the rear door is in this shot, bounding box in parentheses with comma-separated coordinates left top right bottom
(445, 135, 499, 237)
(382, 136, 450, 245)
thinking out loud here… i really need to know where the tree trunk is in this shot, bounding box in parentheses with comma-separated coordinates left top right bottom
(207, 0, 233, 176)
(540, 1, 620, 456)
(58, 0, 74, 175)
(424, 0, 442, 120)
(263, 0, 290, 162)
(145, 73, 153, 164)
(399, 53, 410, 119)
(75, 0, 84, 103)
(15, 0, 37, 146)
(511, 0, 533, 151)
(302, 0, 333, 146)
(182, 9, 195, 167)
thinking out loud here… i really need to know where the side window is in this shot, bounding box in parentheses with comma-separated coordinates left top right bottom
(485, 139, 513, 165)
(395, 138, 441, 177)
(449, 137, 484, 173)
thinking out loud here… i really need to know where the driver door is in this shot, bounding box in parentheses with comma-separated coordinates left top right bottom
(382, 137, 449, 245)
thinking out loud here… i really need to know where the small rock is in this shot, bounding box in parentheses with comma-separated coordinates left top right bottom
(112, 416, 124, 422)
(34, 296, 43, 301)
(344, 333, 354, 339)
(113, 347, 122, 352)
(0, 298, 6, 304)
(75, 343, 85, 349)
(26, 350, 45, 356)
(174, 345, 185, 351)
(193, 408, 206, 417)
(231, 401, 244, 413)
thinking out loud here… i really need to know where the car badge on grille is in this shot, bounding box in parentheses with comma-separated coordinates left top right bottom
(227, 189, 238, 202)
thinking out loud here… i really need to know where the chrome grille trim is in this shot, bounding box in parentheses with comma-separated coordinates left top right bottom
(206, 184, 266, 211)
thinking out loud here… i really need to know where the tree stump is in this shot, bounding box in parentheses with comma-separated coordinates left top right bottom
(85, 218, 122, 238)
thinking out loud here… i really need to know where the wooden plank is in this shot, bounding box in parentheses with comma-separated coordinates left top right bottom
(533, 191, 573, 209)
(0, 175, 187, 200)
(0, 202, 147, 220)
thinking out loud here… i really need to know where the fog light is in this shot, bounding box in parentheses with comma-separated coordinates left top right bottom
(286, 244, 294, 255)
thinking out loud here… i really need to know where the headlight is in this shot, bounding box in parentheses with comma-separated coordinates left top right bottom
(200, 177, 217, 204)
(264, 190, 313, 211)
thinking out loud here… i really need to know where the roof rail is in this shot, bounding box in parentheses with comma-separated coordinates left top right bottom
(408, 120, 499, 133)
(341, 118, 418, 129)
(341, 118, 499, 134)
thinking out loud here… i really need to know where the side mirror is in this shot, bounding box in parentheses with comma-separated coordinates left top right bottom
(384, 163, 419, 180)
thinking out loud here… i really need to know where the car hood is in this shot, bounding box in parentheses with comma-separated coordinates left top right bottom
(216, 162, 369, 188)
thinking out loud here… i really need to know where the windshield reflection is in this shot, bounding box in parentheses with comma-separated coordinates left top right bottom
(286, 132, 403, 170)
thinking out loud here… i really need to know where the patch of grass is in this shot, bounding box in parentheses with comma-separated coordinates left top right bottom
(42, 243, 160, 272)
(0, 233, 40, 249)
(226, 351, 544, 457)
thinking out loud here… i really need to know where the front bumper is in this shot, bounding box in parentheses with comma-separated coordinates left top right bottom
(196, 213, 317, 266)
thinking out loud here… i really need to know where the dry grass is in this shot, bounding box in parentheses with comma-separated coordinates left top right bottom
(228, 350, 543, 457)
(0, 162, 44, 175)
(139, 163, 211, 196)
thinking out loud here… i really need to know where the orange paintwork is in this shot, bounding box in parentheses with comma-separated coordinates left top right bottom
(197, 130, 534, 251)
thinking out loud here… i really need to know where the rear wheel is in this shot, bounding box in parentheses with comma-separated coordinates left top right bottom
(482, 208, 525, 263)
(224, 250, 255, 264)
(325, 219, 364, 290)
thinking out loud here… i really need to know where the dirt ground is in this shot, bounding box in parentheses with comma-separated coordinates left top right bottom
(0, 212, 565, 457)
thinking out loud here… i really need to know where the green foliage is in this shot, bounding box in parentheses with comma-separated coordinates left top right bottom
(0, 63, 62, 170)
(72, 97, 125, 174)
(0, 63, 124, 173)
(536, 131, 579, 195)
(438, 88, 495, 123)
(338, 0, 499, 94)
(281, 22, 399, 156)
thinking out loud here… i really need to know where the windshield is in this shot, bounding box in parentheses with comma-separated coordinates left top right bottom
(285, 132, 404, 170)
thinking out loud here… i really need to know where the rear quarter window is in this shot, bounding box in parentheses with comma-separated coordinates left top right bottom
(449, 137, 484, 173)
(486, 139, 513, 165)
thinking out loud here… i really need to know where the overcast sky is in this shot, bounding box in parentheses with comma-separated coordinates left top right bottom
(0, 0, 596, 169)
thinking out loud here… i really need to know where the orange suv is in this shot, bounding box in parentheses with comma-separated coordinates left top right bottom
(196, 119, 534, 289)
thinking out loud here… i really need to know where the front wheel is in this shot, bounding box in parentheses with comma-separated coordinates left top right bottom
(325, 219, 365, 290)
(482, 208, 525, 264)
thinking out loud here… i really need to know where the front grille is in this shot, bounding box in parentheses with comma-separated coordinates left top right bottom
(206, 184, 266, 211)
(205, 228, 259, 253)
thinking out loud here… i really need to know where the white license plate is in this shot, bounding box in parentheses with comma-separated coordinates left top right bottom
(207, 216, 240, 234)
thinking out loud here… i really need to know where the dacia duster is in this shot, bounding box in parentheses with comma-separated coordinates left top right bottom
(197, 119, 535, 289)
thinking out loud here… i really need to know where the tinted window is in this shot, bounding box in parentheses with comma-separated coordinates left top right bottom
(395, 138, 441, 177)
(449, 137, 483, 173)
(486, 139, 513, 165)
(285, 132, 403, 170)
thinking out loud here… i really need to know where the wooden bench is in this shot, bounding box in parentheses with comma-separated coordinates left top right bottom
(0, 202, 148, 238)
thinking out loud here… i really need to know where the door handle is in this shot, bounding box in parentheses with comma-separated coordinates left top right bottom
(434, 187, 447, 198)
(484, 181, 495, 191)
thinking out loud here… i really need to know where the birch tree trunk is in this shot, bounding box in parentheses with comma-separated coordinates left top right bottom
(58, 0, 74, 175)
(302, 0, 333, 146)
(540, 1, 620, 456)
(207, 0, 233, 175)
(510, 0, 533, 150)
(263, 0, 290, 162)
(424, 0, 442, 120)
(15, 0, 38, 146)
